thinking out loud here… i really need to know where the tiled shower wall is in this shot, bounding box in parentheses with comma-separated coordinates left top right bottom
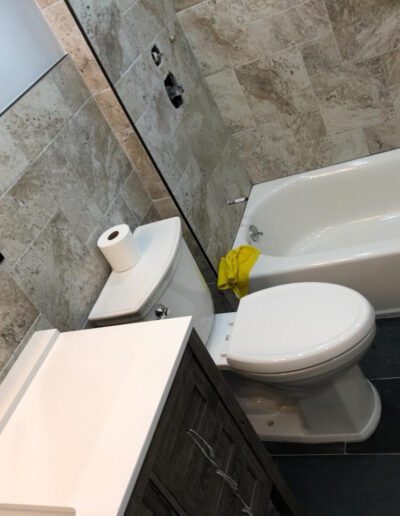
(39, 0, 235, 311)
(177, 0, 400, 183)
(0, 56, 163, 377)
(38, 0, 230, 282)
(38, 0, 215, 281)
(38, 0, 175, 220)
(0, 1, 236, 380)
(0, 51, 224, 380)
(66, 0, 252, 266)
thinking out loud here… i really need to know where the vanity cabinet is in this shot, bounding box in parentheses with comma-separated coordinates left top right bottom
(125, 331, 302, 516)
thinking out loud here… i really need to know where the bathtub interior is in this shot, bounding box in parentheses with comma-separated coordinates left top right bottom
(235, 151, 400, 257)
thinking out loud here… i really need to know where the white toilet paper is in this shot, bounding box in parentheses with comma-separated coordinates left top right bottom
(97, 224, 140, 272)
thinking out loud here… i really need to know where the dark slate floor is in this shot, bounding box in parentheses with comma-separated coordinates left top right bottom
(265, 317, 400, 516)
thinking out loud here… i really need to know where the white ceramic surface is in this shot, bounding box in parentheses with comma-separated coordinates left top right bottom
(90, 218, 214, 344)
(228, 283, 375, 374)
(233, 148, 400, 316)
(86, 217, 379, 444)
(0, 318, 193, 515)
(90, 218, 182, 322)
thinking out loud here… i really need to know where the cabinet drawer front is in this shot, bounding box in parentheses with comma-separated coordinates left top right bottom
(154, 351, 272, 515)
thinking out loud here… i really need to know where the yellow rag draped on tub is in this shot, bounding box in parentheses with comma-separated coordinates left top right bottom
(217, 246, 260, 299)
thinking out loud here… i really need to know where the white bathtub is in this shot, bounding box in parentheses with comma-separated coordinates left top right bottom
(233, 149, 400, 317)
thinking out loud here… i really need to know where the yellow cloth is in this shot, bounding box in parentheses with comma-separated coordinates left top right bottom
(217, 246, 260, 299)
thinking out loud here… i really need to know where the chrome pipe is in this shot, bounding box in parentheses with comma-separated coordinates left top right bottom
(226, 196, 248, 206)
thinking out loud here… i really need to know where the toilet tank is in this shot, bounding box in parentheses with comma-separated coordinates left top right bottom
(89, 218, 215, 344)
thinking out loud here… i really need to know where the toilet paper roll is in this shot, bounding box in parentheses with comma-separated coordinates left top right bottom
(97, 224, 140, 272)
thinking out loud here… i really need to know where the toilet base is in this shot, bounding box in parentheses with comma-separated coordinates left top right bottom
(226, 366, 382, 443)
(246, 383, 380, 443)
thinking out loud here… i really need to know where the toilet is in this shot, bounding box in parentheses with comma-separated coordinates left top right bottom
(89, 217, 381, 443)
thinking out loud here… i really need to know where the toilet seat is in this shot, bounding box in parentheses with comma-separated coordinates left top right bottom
(227, 283, 375, 374)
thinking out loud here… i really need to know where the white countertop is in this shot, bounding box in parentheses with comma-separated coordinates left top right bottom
(0, 317, 193, 516)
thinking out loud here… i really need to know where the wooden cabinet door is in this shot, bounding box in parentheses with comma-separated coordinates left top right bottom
(152, 352, 273, 515)
(152, 354, 222, 513)
(126, 333, 303, 516)
(125, 477, 181, 516)
(198, 401, 273, 516)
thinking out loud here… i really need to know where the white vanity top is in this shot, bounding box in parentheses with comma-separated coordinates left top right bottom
(0, 317, 193, 516)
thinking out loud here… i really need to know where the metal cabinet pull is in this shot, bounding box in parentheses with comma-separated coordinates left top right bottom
(216, 470, 253, 515)
(187, 428, 216, 463)
(187, 429, 253, 515)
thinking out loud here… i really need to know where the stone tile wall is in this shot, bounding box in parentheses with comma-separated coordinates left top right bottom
(66, 0, 252, 266)
(0, 56, 162, 375)
(39, 0, 171, 207)
(0, 2, 236, 380)
(177, 0, 400, 182)
(39, 0, 235, 314)
(38, 0, 221, 282)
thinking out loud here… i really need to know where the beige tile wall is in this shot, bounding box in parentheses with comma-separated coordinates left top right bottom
(177, 0, 400, 182)
(65, 0, 252, 267)
(0, 56, 143, 374)
(0, 1, 234, 381)
(39, 0, 172, 207)
(39, 0, 235, 293)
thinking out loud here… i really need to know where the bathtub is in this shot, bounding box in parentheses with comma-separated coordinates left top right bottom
(233, 149, 400, 317)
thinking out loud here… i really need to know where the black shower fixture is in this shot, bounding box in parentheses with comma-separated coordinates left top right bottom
(164, 72, 184, 108)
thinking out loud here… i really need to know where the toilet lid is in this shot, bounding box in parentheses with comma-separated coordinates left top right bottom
(227, 283, 374, 374)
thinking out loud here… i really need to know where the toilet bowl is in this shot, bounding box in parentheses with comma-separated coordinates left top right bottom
(89, 217, 381, 442)
(206, 283, 380, 441)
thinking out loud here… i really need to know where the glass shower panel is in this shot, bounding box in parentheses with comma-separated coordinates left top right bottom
(0, 0, 65, 114)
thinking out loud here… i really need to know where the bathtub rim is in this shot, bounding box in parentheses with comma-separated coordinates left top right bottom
(234, 149, 400, 318)
(234, 148, 400, 254)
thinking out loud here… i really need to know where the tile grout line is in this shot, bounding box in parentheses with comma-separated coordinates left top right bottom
(272, 452, 400, 457)
(271, 454, 345, 457)
(0, 71, 93, 203)
(369, 376, 400, 381)
(2, 90, 107, 274)
(116, 9, 177, 85)
(10, 211, 62, 275)
(83, 166, 143, 247)
(321, 0, 344, 65)
(0, 55, 76, 201)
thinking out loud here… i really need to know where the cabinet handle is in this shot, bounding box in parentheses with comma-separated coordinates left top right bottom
(187, 429, 253, 515)
(187, 428, 216, 462)
(216, 470, 253, 515)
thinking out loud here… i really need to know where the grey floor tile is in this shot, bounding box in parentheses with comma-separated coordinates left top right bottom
(276, 455, 400, 516)
(207, 282, 236, 314)
(347, 379, 400, 454)
(361, 318, 400, 379)
(265, 441, 345, 456)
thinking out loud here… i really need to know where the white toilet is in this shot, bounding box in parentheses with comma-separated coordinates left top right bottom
(89, 217, 381, 443)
